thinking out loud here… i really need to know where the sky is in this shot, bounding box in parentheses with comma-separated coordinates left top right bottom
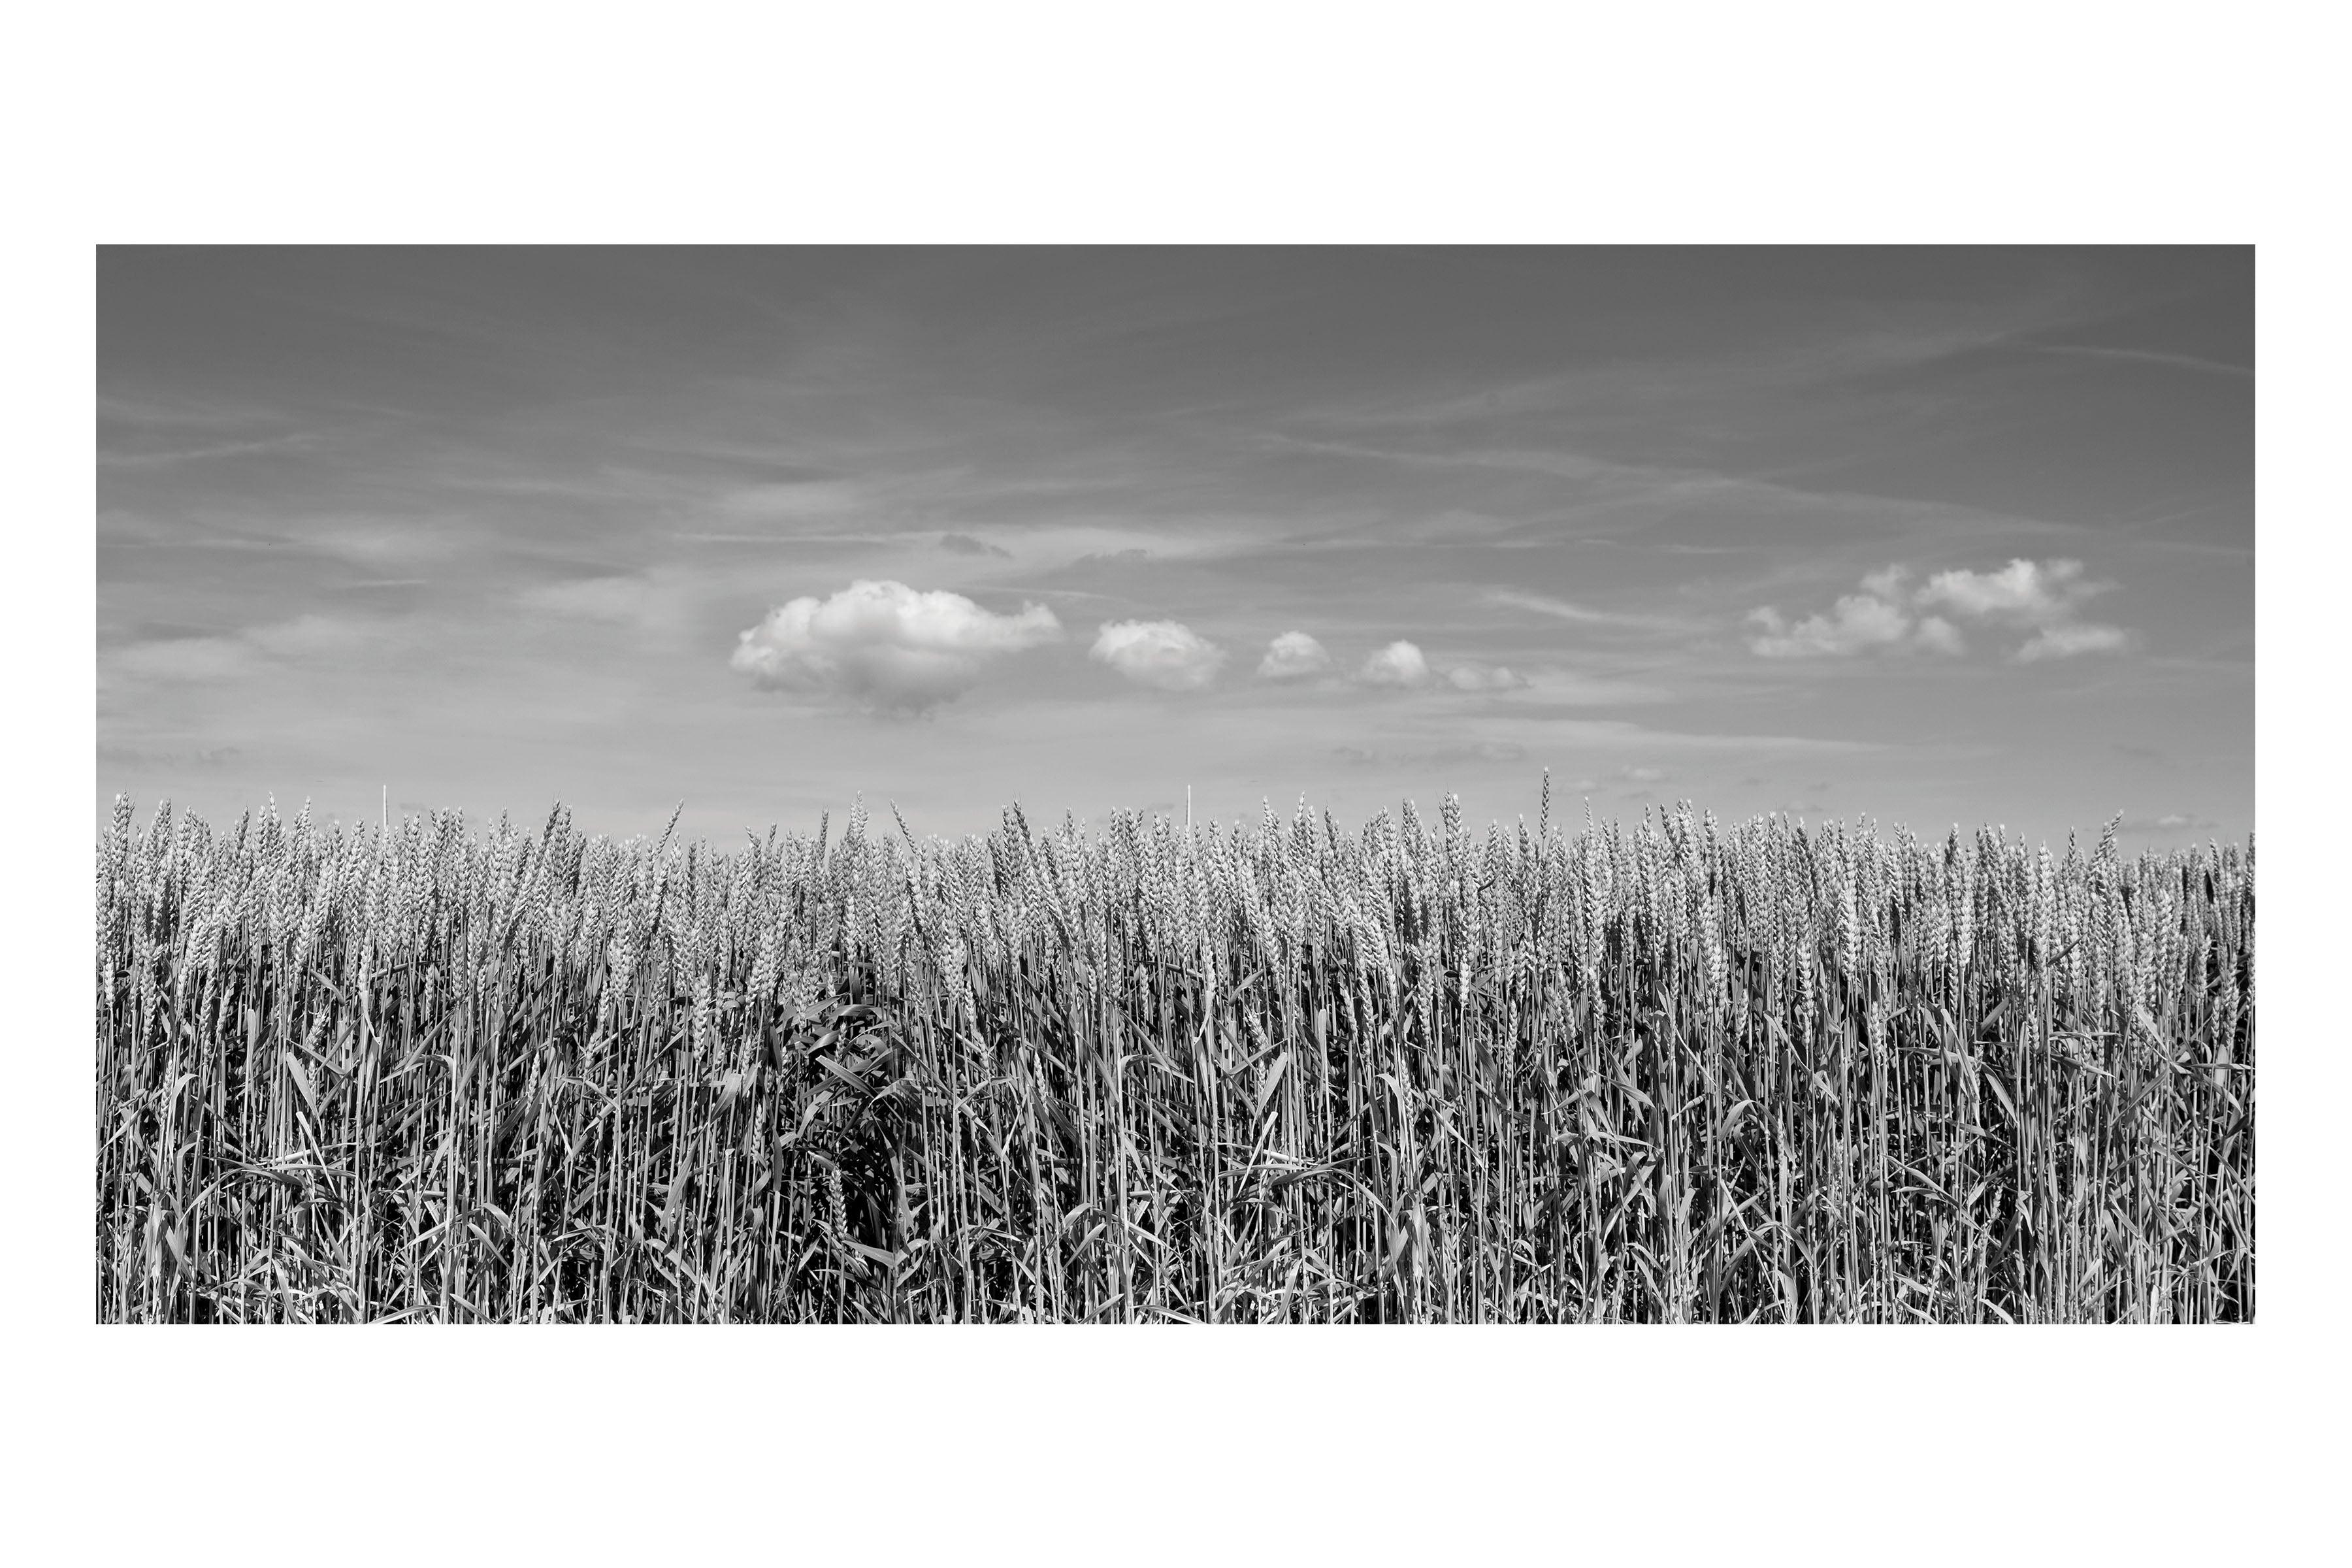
(96, 247, 2253, 847)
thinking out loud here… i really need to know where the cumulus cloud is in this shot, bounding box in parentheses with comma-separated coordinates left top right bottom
(730, 579, 1062, 714)
(1914, 615, 1966, 655)
(1746, 590, 1926, 658)
(1359, 640, 1433, 687)
(1751, 557, 2128, 662)
(1859, 565, 1909, 600)
(1446, 661, 1526, 691)
(1918, 558, 2091, 621)
(1089, 619, 1227, 691)
(1919, 557, 2131, 659)
(1256, 630, 1331, 679)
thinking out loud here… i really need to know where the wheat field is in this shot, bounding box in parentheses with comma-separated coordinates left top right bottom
(93, 779, 2253, 1323)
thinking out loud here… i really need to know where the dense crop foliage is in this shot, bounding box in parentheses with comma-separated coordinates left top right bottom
(95, 783, 2253, 1323)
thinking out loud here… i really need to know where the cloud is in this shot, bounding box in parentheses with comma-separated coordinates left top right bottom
(1088, 619, 1226, 692)
(108, 635, 250, 682)
(1621, 765, 1669, 783)
(1509, 669, 1670, 706)
(1341, 640, 1518, 691)
(1914, 615, 1966, 655)
(1858, 565, 1910, 600)
(715, 481, 862, 519)
(1746, 589, 1929, 658)
(1256, 630, 1331, 679)
(938, 532, 1011, 558)
(1917, 557, 2131, 661)
(521, 576, 651, 623)
(244, 614, 372, 658)
(1918, 558, 2093, 623)
(2019, 623, 2132, 662)
(1331, 744, 1380, 766)
(1359, 640, 1433, 687)
(730, 579, 1062, 714)
(2025, 343, 2255, 380)
(1445, 661, 1526, 691)
(1751, 558, 2127, 661)
(106, 613, 379, 683)
(97, 433, 318, 468)
(1484, 590, 1692, 633)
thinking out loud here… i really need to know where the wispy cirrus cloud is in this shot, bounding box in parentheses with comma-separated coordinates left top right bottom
(2022, 343, 2254, 380)
(97, 433, 321, 468)
(1482, 589, 1696, 634)
(108, 634, 255, 683)
(521, 576, 656, 623)
(103, 612, 387, 685)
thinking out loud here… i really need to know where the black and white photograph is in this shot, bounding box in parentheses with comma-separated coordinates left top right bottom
(22, 8, 2340, 1562)
(93, 246, 2257, 1328)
